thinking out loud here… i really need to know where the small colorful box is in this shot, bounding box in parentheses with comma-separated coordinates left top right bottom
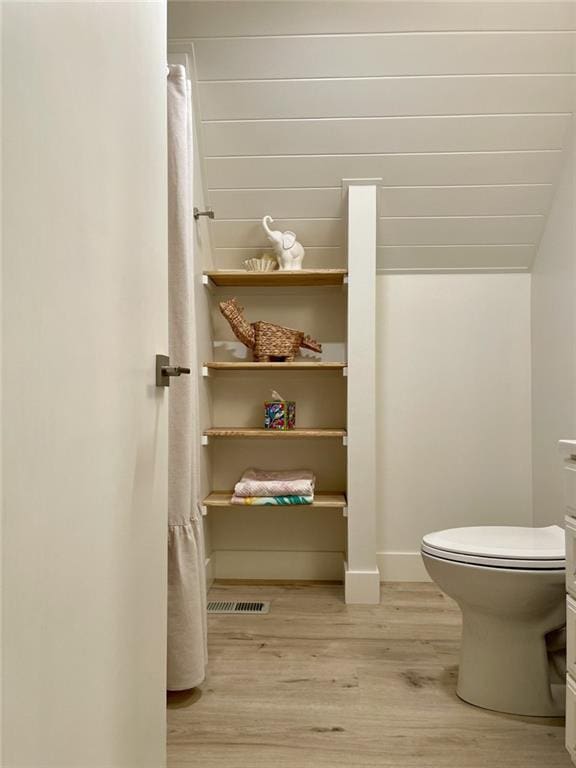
(264, 398, 296, 430)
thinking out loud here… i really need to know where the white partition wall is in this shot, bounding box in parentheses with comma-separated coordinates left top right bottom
(2, 3, 168, 765)
(345, 185, 380, 603)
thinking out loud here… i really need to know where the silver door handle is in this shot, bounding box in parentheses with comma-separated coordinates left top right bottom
(156, 354, 191, 387)
(163, 366, 191, 377)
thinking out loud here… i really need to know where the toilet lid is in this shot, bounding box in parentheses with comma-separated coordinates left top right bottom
(422, 525, 565, 570)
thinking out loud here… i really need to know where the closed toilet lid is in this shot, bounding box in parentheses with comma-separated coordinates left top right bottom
(422, 525, 565, 570)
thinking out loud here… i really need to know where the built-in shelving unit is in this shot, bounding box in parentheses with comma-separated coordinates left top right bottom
(198, 185, 378, 602)
(203, 269, 348, 287)
(201, 266, 350, 583)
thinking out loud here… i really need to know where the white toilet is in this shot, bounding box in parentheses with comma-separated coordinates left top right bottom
(421, 525, 566, 716)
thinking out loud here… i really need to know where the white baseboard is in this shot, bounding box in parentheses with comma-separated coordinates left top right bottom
(377, 551, 431, 582)
(205, 555, 214, 590)
(212, 550, 345, 581)
(344, 565, 381, 604)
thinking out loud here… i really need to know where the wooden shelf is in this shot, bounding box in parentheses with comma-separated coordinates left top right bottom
(203, 427, 347, 440)
(203, 269, 348, 287)
(203, 491, 347, 509)
(203, 361, 347, 373)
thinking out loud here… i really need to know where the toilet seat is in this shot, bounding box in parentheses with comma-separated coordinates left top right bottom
(421, 525, 565, 570)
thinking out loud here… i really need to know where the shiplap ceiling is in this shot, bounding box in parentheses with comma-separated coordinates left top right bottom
(168, 1, 576, 272)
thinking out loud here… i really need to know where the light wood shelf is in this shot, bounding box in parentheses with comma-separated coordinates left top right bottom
(203, 361, 347, 373)
(202, 491, 347, 509)
(203, 269, 348, 287)
(203, 427, 347, 440)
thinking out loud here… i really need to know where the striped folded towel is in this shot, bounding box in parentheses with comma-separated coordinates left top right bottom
(230, 494, 313, 506)
(234, 468, 315, 498)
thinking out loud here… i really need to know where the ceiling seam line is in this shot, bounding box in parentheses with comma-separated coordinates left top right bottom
(202, 112, 572, 124)
(197, 73, 576, 83)
(170, 30, 576, 41)
(205, 150, 563, 159)
(208, 184, 554, 191)
(214, 244, 537, 250)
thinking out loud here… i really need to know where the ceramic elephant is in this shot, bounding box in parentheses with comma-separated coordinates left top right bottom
(262, 215, 305, 270)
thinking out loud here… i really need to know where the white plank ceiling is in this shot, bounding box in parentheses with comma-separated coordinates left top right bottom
(168, 1, 576, 271)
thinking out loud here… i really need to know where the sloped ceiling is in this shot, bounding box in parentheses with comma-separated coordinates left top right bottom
(168, 1, 576, 272)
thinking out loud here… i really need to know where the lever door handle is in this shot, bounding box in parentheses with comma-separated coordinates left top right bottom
(156, 355, 191, 387)
(162, 366, 191, 377)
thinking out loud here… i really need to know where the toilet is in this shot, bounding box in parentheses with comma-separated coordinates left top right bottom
(421, 525, 566, 716)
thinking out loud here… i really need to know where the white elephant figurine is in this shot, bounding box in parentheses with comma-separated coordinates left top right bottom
(262, 215, 305, 271)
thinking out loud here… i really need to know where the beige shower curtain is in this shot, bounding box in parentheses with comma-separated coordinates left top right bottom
(166, 65, 207, 691)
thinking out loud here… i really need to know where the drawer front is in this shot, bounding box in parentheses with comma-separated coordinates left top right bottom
(566, 517, 576, 599)
(567, 674, 576, 763)
(566, 462, 576, 516)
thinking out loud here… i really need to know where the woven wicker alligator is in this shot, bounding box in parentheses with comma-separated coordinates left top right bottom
(219, 298, 322, 362)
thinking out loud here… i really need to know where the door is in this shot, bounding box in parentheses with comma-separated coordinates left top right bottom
(2, 2, 168, 766)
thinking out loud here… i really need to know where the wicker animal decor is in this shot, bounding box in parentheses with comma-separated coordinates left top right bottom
(219, 298, 322, 362)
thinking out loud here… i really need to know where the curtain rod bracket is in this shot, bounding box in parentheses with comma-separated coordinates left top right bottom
(193, 207, 215, 221)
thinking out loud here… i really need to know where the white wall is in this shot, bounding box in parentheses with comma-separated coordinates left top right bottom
(531, 132, 576, 527)
(377, 274, 533, 580)
(168, 0, 573, 273)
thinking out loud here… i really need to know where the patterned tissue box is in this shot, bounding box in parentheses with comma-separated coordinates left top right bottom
(264, 399, 296, 430)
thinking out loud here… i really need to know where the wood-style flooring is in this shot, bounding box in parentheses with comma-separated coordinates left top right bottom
(167, 582, 570, 767)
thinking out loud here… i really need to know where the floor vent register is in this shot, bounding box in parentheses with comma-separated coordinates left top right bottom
(207, 600, 271, 615)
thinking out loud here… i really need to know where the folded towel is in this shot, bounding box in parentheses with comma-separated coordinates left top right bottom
(234, 468, 315, 498)
(230, 494, 314, 506)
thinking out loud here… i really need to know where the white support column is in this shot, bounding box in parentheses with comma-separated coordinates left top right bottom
(345, 184, 380, 604)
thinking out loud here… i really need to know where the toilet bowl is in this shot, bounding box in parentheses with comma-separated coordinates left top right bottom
(421, 525, 566, 716)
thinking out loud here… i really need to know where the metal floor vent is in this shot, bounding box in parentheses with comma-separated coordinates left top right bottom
(207, 600, 270, 615)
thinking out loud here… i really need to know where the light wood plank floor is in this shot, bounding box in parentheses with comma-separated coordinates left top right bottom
(167, 582, 570, 768)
